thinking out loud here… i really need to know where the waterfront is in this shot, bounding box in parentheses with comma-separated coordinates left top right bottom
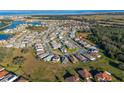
(0, 21, 41, 40)
(0, 22, 4, 26)
(1, 21, 41, 30)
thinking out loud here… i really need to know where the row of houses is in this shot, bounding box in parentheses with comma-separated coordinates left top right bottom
(50, 40, 61, 49)
(62, 39, 76, 49)
(35, 40, 78, 64)
(73, 37, 101, 60)
(3, 24, 28, 34)
(0, 66, 28, 82)
(64, 68, 112, 82)
(34, 20, 101, 64)
(55, 23, 101, 63)
(34, 39, 61, 63)
(6, 31, 38, 48)
(59, 20, 89, 31)
(33, 25, 78, 63)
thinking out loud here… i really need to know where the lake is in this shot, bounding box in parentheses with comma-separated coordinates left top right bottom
(1, 21, 41, 30)
(0, 21, 41, 40)
(0, 22, 4, 27)
(0, 34, 13, 40)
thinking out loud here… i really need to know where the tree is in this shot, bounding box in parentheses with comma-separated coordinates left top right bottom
(118, 63, 124, 70)
(12, 56, 25, 65)
(89, 25, 124, 63)
(117, 53, 124, 62)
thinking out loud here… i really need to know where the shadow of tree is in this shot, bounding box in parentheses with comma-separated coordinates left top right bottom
(63, 70, 73, 80)
(109, 60, 119, 68)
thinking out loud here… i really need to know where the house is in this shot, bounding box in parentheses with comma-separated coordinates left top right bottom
(35, 43, 45, 53)
(66, 55, 76, 63)
(50, 41, 61, 49)
(36, 50, 45, 55)
(0, 69, 9, 80)
(89, 52, 101, 58)
(51, 55, 60, 63)
(38, 52, 49, 59)
(75, 37, 80, 41)
(59, 46, 67, 53)
(95, 71, 112, 82)
(0, 66, 5, 72)
(43, 54, 54, 62)
(77, 69, 92, 81)
(65, 75, 80, 82)
(76, 39, 91, 48)
(64, 40, 74, 49)
(96, 54, 101, 58)
(88, 46, 99, 53)
(84, 44, 91, 48)
(0, 73, 19, 82)
(60, 56, 69, 64)
(74, 53, 88, 62)
(82, 53, 96, 61)
(69, 31, 76, 38)
(14, 77, 28, 82)
(78, 40, 87, 47)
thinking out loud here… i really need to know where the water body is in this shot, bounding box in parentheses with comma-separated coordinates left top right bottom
(0, 21, 41, 40)
(0, 10, 124, 15)
(0, 34, 13, 40)
(0, 10, 124, 40)
(0, 22, 4, 27)
(1, 21, 41, 30)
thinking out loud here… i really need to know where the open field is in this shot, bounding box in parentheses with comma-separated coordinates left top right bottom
(0, 44, 124, 82)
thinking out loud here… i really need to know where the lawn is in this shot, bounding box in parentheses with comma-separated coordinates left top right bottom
(67, 48, 77, 54)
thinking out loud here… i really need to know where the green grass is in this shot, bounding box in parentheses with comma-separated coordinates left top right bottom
(0, 46, 124, 82)
(67, 48, 77, 54)
(0, 40, 124, 82)
(52, 49, 63, 55)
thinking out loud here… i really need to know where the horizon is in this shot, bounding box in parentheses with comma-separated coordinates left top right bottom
(0, 10, 124, 15)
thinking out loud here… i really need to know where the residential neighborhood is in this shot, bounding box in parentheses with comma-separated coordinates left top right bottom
(0, 12, 124, 82)
(0, 65, 28, 82)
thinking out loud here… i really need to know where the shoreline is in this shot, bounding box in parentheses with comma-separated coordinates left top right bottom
(0, 21, 12, 31)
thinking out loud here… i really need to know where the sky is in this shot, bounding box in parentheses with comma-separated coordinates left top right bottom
(0, 0, 124, 10)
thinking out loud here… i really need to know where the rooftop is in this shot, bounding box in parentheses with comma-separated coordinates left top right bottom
(0, 66, 5, 71)
(78, 69, 92, 79)
(0, 70, 9, 79)
(95, 71, 112, 81)
(15, 77, 28, 82)
(65, 75, 80, 82)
